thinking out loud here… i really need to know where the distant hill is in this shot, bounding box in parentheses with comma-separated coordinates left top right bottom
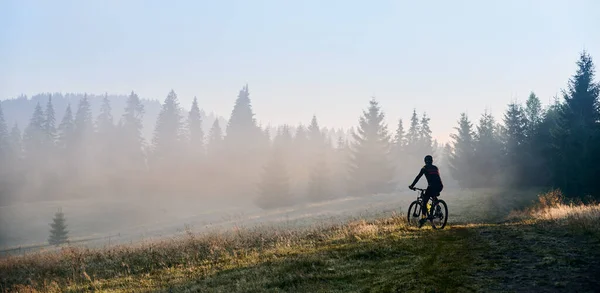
(1, 93, 227, 142)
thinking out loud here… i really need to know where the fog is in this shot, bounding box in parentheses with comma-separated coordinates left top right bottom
(2, 47, 600, 254)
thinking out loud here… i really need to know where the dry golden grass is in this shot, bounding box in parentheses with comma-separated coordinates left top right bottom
(1, 190, 599, 292)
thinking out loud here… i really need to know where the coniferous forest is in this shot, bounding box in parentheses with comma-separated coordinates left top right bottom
(0, 52, 599, 209)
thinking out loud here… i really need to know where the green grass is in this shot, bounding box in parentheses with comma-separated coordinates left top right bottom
(2, 191, 600, 292)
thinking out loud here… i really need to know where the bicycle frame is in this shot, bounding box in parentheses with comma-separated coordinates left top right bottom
(412, 187, 438, 215)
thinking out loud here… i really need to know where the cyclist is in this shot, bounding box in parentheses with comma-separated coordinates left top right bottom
(409, 155, 444, 227)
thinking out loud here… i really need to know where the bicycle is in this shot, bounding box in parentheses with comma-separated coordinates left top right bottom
(407, 187, 448, 229)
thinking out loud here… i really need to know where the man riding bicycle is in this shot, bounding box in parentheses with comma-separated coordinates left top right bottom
(409, 155, 444, 227)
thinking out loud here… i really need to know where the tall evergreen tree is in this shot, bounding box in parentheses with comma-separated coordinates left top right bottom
(406, 109, 420, 154)
(119, 91, 146, 171)
(151, 90, 184, 164)
(73, 96, 93, 145)
(308, 115, 324, 149)
(207, 119, 223, 157)
(57, 104, 74, 151)
(449, 113, 476, 188)
(44, 96, 57, 147)
(393, 119, 406, 155)
(188, 97, 204, 157)
(348, 98, 395, 195)
(224, 85, 261, 150)
(474, 110, 503, 187)
(96, 94, 114, 137)
(48, 208, 69, 246)
(525, 92, 543, 137)
(553, 51, 600, 197)
(419, 113, 434, 156)
(502, 102, 528, 186)
(23, 102, 46, 160)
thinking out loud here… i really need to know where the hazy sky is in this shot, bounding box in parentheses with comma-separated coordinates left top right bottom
(1, 0, 599, 143)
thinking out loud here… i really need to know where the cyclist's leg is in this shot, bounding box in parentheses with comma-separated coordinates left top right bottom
(422, 188, 432, 216)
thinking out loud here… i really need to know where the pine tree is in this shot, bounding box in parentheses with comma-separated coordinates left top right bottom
(308, 116, 324, 149)
(348, 98, 395, 195)
(406, 109, 420, 154)
(553, 51, 600, 197)
(57, 104, 74, 151)
(48, 208, 69, 246)
(23, 102, 46, 160)
(419, 113, 434, 156)
(449, 113, 476, 188)
(95, 95, 115, 183)
(151, 90, 184, 164)
(474, 110, 503, 187)
(525, 92, 543, 137)
(119, 91, 146, 171)
(96, 94, 114, 138)
(188, 97, 204, 157)
(393, 119, 406, 155)
(44, 95, 57, 147)
(207, 119, 223, 157)
(73, 96, 93, 145)
(502, 102, 528, 186)
(224, 85, 261, 151)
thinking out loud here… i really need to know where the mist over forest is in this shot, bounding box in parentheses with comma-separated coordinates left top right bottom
(0, 52, 599, 250)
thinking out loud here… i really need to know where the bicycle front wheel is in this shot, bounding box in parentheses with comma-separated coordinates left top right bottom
(430, 200, 448, 229)
(407, 201, 422, 226)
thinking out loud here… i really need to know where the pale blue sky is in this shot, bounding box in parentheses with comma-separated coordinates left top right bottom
(1, 0, 599, 142)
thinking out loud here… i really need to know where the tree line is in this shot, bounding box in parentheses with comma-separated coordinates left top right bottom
(0, 52, 598, 209)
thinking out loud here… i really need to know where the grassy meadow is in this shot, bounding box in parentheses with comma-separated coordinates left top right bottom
(1, 189, 599, 292)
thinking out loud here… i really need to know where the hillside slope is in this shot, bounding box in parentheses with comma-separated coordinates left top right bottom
(2, 198, 599, 293)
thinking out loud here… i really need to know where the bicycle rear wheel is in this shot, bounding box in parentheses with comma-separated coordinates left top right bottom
(430, 200, 448, 229)
(407, 201, 422, 226)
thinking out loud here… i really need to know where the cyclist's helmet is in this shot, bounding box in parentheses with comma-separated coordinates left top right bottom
(424, 155, 433, 164)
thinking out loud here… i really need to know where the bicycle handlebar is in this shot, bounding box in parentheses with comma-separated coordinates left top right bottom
(409, 186, 427, 192)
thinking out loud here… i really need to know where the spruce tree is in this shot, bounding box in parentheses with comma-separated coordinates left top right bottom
(23, 102, 46, 161)
(393, 119, 406, 156)
(96, 94, 114, 138)
(348, 98, 395, 195)
(525, 92, 543, 137)
(474, 110, 503, 187)
(188, 97, 204, 157)
(207, 119, 223, 157)
(502, 102, 528, 186)
(224, 85, 261, 151)
(151, 90, 184, 165)
(48, 208, 69, 246)
(305, 116, 331, 201)
(44, 96, 57, 147)
(419, 113, 434, 156)
(57, 104, 74, 151)
(308, 116, 324, 149)
(73, 96, 93, 145)
(406, 109, 420, 154)
(553, 51, 600, 197)
(95, 95, 115, 182)
(449, 113, 476, 188)
(119, 91, 146, 171)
